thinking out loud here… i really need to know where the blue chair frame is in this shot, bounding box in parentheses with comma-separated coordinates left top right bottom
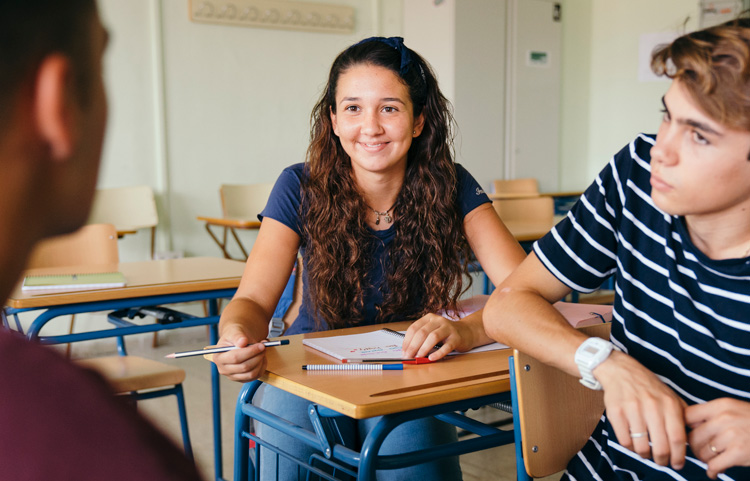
(233, 379, 516, 481)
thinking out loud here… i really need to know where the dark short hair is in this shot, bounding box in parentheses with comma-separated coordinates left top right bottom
(0, 0, 97, 129)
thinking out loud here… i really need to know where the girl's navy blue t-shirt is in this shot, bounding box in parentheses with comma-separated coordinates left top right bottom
(260, 162, 490, 334)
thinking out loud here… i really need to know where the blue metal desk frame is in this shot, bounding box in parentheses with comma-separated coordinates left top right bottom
(3, 288, 236, 481)
(233, 380, 516, 480)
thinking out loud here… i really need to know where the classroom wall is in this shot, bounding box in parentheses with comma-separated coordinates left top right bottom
(96, 0, 703, 262)
(560, 0, 699, 190)
(403, 0, 507, 188)
(97, 0, 404, 261)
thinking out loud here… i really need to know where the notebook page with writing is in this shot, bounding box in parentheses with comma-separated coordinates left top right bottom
(302, 329, 406, 361)
(301, 328, 508, 361)
(300, 302, 612, 361)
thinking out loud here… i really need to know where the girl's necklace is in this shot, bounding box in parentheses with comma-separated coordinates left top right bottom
(369, 203, 395, 225)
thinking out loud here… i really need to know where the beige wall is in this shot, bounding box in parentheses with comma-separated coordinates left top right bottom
(97, 0, 404, 260)
(97, 0, 703, 261)
(562, 0, 699, 190)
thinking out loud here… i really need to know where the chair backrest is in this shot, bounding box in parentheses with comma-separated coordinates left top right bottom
(512, 322, 611, 479)
(220, 183, 274, 219)
(26, 223, 119, 268)
(87, 185, 159, 232)
(493, 178, 539, 195)
(492, 196, 554, 224)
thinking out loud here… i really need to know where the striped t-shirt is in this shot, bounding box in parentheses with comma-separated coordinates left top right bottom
(535, 134, 750, 480)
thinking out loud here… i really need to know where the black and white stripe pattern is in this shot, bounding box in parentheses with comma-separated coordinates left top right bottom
(535, 134, 750, 480)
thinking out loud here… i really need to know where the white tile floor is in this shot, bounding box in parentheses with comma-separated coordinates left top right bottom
(70, 324, 562, 481)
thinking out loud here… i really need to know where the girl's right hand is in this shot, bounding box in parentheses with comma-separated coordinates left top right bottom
(212, 323, 268, 383)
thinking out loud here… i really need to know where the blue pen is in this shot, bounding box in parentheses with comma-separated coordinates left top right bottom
(302, 363, 403, 371)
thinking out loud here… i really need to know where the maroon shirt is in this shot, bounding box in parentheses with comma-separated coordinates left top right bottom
(0, 330, 203, 480)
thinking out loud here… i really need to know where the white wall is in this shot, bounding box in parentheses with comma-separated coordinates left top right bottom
(97, 0, 403, 261)
(403, 0, 456, 101)
(97, 0, 706, 261)
(572, 0, 699, 187)
(402, 0, 508, 190)
(558, 0, 592, 191)
(454, 0, 507, 189)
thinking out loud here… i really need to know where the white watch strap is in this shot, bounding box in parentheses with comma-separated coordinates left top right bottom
(575, 337, 614, 391)
(579, 370, 602, 390)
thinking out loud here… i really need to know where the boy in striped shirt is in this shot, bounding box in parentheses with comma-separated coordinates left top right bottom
(484, 17, 750, 481)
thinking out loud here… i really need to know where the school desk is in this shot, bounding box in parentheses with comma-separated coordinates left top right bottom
(491, 190, 583, 243)
(234, 321, 512, 480)
(3, 256, 245, 481)
(233, 304, 612, 480)
(487, 190, 584, 201)
(196, 215, 261, 261)
(504, 219, 559, 243)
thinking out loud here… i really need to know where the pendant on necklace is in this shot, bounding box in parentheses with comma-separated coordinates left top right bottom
(372, 207, 393, 225)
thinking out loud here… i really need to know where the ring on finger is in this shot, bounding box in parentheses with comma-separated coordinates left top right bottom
(710, 444, 719, 454)
(630, 431, 648, 439)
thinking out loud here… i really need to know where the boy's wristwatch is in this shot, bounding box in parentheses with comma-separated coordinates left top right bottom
(574, 337, 614, 390)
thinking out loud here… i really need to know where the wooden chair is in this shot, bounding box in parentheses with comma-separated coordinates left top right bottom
(493, 196, 555, 251)
(75, 355, 192, 460)
(221, 183, 274, 220)
(24, 224, 193, 460)
(492, 196, 554, 224)
(27, 223, 119, 269)
(509, 323, 611, 480)
(25, 224, 119, 357)
(87, 185, 159, 259)
(197, 183, 273, 260)
(220, 183, 273, 259)
(493, 177, 540, 195)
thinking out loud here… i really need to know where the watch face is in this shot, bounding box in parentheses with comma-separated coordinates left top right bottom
(583, 345, 599, 355)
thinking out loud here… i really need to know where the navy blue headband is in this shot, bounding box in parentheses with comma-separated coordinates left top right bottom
(353, 36, 425, 81)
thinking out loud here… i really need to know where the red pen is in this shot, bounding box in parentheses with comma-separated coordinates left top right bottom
(403, 358, 434, 364)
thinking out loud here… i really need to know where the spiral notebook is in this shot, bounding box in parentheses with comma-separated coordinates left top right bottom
(22, 271, 127, 292)
(300, 303, 613, 362)
(301, 328, 507, 361)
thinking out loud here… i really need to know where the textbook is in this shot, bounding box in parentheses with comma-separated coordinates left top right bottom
(22, 271, 127, 292)
(301, 302, 613, 362)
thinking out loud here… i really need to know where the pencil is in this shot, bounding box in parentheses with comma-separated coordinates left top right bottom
(165, 340, 289, 359)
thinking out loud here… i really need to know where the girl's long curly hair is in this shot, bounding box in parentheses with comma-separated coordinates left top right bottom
(302, 38, 472, 330)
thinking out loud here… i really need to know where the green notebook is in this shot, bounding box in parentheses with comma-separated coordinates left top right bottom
(22, 272, 127, 291)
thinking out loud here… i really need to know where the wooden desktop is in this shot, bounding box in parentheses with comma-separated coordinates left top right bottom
(261, 320, 512, 419)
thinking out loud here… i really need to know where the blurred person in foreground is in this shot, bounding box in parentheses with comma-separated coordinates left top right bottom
(0, 1, 202, 479)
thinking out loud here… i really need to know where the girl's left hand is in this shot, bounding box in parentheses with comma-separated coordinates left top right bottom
(686, 398, 750, 479)
(402, 313, 477, 361)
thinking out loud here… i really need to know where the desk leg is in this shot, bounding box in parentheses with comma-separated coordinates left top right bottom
(208, 299, 224, 481)
(1, 308, 9, 330)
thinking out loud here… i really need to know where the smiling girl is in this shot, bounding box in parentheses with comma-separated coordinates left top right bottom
(214, 37, 525, 479)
